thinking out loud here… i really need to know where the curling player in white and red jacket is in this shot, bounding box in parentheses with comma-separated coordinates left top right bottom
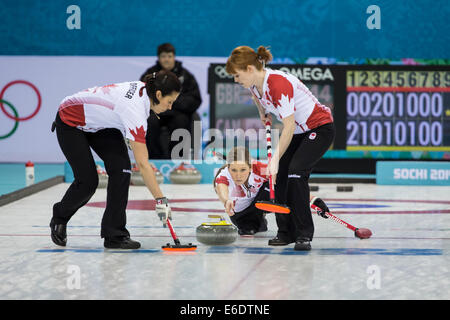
(50, 71, 180, 249)
(226, 45, 335, 250)
(214, 147, 330, 236)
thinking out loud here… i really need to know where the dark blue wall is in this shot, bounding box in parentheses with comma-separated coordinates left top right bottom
(1, 0, 449, 58)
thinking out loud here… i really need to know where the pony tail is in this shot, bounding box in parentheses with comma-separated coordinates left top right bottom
(256, 46, 273, 66)
(143, 72, 157, 88)
(144, 73, 158, 104)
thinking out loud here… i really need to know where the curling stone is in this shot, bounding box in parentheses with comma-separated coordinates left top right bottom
(130, 163, 144, 186)
(169, 162, 202, 184)
(130, 163, 164, 185)
(337, 185, 353, 192)
(196, 215, 238, 245)
(151, 162, 164, 184)
(310, 185, 319, 192)
(96, 165, 108, 188)
(130, 163, 164, 186)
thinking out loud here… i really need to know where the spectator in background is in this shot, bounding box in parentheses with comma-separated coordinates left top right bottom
(140, 43, 202, 159)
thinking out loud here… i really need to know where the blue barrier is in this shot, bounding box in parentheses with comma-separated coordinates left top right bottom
(0, 163, 64, 196)
(64, 160, 225, 184)
(376, 161, 450, 186)
(64, 160, 377, 184)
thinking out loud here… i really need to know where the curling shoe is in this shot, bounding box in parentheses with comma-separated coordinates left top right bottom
(50, 219, 67, 247)
(238, 229, 256, 236)
(268, 236, 294, 246)
(104, 236, 141, 249)
(294, 238, 312, 251)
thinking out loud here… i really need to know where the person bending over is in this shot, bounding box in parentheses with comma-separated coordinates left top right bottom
(51, 71, 180, 249)
(226, 46, 335, 250)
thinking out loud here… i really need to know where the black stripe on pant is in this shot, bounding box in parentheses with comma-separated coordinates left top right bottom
(52, 113, 131, 238)
(274, 123, 335, 242)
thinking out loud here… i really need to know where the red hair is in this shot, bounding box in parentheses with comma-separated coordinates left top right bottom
(226, 46, 273, 74)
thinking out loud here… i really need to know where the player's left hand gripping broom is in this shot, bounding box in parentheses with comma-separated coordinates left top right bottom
(255, 119, 290, 214)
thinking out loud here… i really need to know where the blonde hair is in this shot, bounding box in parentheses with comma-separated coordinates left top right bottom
(213, 147, 252, 188)
(226, 46, 273, 74)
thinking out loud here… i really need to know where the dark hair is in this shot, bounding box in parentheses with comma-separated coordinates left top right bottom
(143, 70, 181, 104)
(157, 43, 176, 56)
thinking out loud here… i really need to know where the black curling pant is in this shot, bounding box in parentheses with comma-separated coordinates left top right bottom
(52, 113, 131, 238)
(230, 181, 270, 232)
(274, 123, 335, 242)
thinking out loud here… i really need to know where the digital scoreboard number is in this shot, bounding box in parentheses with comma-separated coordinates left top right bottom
(208, 64, 450, 155)
(345, 69, 450, 151)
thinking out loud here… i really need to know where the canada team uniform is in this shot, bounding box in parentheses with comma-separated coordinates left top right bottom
(250, 68, 335, 245)
(250, 68, 333, 133)
(215, 160, 330, 234)
(215, 161, 270, 234)
(52, 81, 151, 240)
(215, 161, 269, 212)
(58, 81, 150, 143)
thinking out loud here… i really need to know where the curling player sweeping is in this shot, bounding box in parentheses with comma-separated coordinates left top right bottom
(226, 45, 335, 250)
(50, 71, 179, 249)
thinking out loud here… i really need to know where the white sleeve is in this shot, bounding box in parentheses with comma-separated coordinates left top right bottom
(119, 104, 148, 143)
(268, 75, 295, 119)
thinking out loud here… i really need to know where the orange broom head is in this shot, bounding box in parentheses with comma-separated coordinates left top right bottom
(255, 201, 291, 214)
(161, 243, 197, 251)
(162, 247, 197, 252)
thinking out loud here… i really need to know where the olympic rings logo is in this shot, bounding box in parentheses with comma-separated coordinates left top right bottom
(214, 66, 233, 79)
(0, 80, 42, 140)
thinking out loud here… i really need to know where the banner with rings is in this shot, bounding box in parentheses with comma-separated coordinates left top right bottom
(0, 55, 224, 162)
(0, 80, 42, 140)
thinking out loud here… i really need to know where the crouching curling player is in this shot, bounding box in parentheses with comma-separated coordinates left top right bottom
(214, 147, 330, 236)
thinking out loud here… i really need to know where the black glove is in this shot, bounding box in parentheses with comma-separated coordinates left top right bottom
(311, 197, 329, 219)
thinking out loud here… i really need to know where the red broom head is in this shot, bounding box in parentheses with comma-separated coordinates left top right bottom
(355, 228, 372, 239)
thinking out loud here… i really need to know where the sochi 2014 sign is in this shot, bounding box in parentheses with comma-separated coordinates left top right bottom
(376, 161, 450, 185)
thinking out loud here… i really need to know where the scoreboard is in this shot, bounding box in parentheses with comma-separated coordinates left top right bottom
(346, 69, 450, 151)
(208, 64, 450, 156)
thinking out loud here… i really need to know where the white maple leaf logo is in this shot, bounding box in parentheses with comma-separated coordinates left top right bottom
(277, 93, 294, 110)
